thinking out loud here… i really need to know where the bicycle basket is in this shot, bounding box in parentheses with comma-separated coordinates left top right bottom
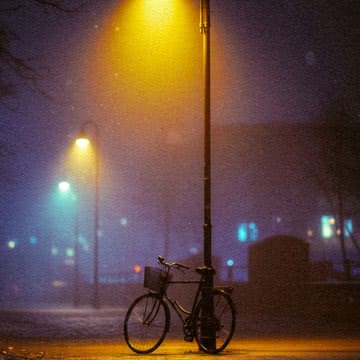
(144, 266, 172, 292)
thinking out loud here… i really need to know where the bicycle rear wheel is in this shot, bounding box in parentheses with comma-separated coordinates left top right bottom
(194, 289, 236, 354)
(124, 293, 170, 354)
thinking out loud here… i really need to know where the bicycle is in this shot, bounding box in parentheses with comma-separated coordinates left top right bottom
(124, 255, 236, 354)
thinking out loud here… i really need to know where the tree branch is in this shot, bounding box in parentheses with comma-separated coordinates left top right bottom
(33, 0, 86, 12)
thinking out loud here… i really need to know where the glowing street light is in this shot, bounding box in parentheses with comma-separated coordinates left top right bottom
(76, 121, 101, 309)
(58, 181, 71, 193)
(75, 137, 90, 149)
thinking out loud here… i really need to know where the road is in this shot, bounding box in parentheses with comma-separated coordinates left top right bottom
(1, 337, 360, 360)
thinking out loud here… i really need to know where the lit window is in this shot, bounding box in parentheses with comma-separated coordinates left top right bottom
(237, 224, 247, 242)
(321, 215, 335, 238)
(321, 216, 353, 239)
(237, 222, 259, 242)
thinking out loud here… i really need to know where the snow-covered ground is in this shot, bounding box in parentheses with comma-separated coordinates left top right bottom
(0, 305, 126, 339)
(0, 301, 359, 340)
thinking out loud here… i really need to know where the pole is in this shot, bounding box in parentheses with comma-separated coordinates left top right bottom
(201, 0, 211, 269)
(200, 0, 215, 350)
(74, 199, 80, 307)
(337, 127, 351, 281)
(93, 124, 100, 308)
(76, 121, 101, 308)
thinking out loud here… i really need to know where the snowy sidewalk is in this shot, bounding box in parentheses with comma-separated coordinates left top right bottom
(0, 305, 126, 339)
(1, 302, 359, 340)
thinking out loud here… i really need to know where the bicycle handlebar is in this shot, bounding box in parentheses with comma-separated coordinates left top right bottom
(157, 255, 190, 270)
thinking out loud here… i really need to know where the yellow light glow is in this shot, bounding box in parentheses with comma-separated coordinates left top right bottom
(60, 140, 97, 186)
(76, 138, 90, 149)
(84, 0, 201, 130)
(142, 0, 174, 26)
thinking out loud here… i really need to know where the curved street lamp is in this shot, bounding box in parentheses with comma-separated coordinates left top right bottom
(76, 121, 101, 309)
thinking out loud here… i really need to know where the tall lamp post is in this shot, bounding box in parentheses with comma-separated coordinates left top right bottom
(76, 121, 100, 309)
(58, 181, 80, 307)
(200, 0, 215, 349)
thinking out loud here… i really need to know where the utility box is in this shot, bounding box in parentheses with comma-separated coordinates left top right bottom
(248, 235, 310, 285)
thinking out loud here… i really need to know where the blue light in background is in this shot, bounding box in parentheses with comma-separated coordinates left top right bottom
(248, 222, 259, 241)
(29, 236, 38, 245)
(237, 224, 247, 242)
(321, 216, 353, 239)
(226, 259, 234, 267)
(345, 219, 353, 238)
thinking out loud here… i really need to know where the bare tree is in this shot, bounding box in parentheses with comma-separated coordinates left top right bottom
(314, 98, 360, 280)
(0, 0, 87, 102)
(0, 0, 87, 186)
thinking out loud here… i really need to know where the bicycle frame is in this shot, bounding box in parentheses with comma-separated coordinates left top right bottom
(162, 275, 204, 326)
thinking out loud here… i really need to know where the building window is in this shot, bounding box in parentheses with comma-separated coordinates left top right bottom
(321, 215, 353, 239)
(237, 222, 259, 242)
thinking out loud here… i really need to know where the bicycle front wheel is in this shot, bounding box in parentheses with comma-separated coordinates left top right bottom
(194, 289, 236, 354)
(124, 293, 170, 354)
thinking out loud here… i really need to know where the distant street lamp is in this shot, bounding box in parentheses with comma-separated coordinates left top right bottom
(58, 180, 80, 307)
(58, 181, 71, 193)
(76, 121, 101, 309)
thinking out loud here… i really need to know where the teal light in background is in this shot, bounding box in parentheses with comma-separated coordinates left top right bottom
(248, 222, 259, 241)
(345, 219, 353, 238)
(51, 246, 59, 256)
(237, 222, 259, 242)
(237, 224, 247, 242)
(226, 259, 234, 267)
(321, 215, 335, 238)
(321, 215, 353, 239)
(29, 236, 38, 245)
(66, 247, 75, 257)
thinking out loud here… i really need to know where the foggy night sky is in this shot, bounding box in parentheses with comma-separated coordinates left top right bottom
(1, 0, 359, 270)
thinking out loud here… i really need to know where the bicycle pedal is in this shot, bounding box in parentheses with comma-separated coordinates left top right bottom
(184, 336, 194, 342)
